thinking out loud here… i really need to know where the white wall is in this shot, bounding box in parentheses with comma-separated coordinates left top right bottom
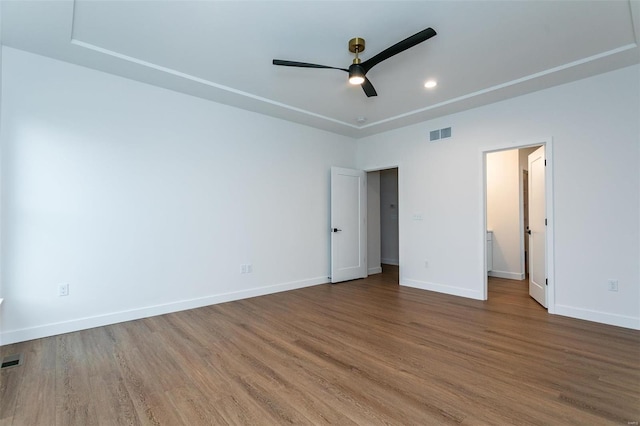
(357, 64, 640, 329)
(0, 3, 4, 344)
(0, 47, 356, 344)
(1, 48, 638, 344)
(486, 149, 523, 279)
(367, 171, 381, 274)
(380, 169, 399, 265)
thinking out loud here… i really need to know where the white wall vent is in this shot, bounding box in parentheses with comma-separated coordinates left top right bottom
(430, 127, 452, 141)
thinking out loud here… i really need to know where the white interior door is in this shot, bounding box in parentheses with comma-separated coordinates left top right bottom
(331, 167, 367, 283)
(528, 146, 547, 307)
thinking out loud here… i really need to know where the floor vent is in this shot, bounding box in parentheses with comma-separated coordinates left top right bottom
(1, 353, 24, 369)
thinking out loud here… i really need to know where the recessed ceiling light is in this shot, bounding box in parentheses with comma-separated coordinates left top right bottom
(424, 80, 437, 89)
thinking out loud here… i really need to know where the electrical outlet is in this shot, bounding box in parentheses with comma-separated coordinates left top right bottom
(247, 264, 253, 273)
(607, 279, 618, 292)
(58, 283, 69, 297)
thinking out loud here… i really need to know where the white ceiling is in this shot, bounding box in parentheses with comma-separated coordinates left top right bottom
(3, 1, 639, 138)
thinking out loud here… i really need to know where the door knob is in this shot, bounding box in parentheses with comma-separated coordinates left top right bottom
(332, 228, 342, 233)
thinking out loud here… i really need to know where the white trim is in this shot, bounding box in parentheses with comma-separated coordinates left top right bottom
(363, 164, 400, 173)
(0, 276, 328, 345)
(518, 164, 527, 279)
(481, 137, 555, 313)
(545, 141, 556, 313)
(368, 266, 383, 275)
(402, 278, 484, 300)
(481, 153, 489, 300)
(357, 44, 638, 129)
(555, 304, 640, 330)
(69, 40, 359, 130)
(381, 258, 399, 266)
(488, 271, 525, 280)
(362, 163, 402, 284)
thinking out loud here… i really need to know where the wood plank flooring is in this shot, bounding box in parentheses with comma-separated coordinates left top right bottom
(1, 267, 639, 425)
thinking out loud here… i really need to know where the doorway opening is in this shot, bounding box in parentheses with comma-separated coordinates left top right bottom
(367, 167, 399, 282)
(483, 140, 554, 312)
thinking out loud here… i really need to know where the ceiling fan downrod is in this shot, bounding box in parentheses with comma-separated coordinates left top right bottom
(348, 37, 366, 85)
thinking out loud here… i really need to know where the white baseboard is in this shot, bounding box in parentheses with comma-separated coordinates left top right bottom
(488, 270, 525, 280)
(381, 258, 399, 266)
(554, 304, 640, 330)
(368, 266, 383, 275)
(0, 276, 329, 345)
(401, 278, 484, 300)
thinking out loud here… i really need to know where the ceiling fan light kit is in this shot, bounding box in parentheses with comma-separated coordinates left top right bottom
(273, 27, 437, 97)
(348, 67, 365, 85)
(348, 73, 365, 85)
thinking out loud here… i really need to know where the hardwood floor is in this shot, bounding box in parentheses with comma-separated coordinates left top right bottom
(2, 267, 639, 425)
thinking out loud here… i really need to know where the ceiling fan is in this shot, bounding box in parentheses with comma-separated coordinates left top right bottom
(272, 27, 437, 97)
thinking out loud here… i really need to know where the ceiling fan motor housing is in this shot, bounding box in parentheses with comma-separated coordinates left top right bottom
(348, 64, 366, 81)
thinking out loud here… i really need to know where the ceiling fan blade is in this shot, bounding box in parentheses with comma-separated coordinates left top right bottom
(361, 77, 377, 97)
(360, 27, 437, 73)
(273, 59, 347, 71)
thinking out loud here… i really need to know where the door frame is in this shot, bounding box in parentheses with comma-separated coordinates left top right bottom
(480, 138, 555, 313)
(365, 164, 401, 282)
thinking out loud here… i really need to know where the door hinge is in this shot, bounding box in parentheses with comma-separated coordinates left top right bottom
(545, 218, 547, 226)
(545, 278, 548, 286)
(544, 159, 547, 166)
